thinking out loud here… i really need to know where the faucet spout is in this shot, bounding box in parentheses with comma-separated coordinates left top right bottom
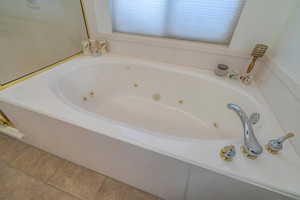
(227, 104, 263, 159)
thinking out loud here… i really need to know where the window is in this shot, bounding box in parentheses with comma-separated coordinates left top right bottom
(110, 0, 246, 44)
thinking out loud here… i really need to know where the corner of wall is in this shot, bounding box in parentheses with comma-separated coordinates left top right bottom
(257, 58, 300, 156)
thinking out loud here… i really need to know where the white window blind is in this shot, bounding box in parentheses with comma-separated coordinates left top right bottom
(110, 0, 245, 44)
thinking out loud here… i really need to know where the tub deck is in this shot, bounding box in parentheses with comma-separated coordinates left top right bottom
(0, 55, 299, 199)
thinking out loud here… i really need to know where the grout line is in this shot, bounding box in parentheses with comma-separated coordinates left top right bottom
(93, 176, 108, 199)
(0, 139, 90, 200)
(6, 140, 31, 165)
(43, 155, 65, 183)
(97, 176, 108, 193)
(46, 183, 86, 200)
(36, 184, 83, 200)
(1, 137, 161, 200)
(44, 169, 64, 186)
(13, 154, 106, 199)
(1, 159, 83, 200)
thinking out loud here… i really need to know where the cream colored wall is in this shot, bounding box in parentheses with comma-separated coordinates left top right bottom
(230, 0, 298, 54)
(271, 3, 300, 85)
(257, 3, 300, 155)
(0, 0, 87, 84)
(83, 0, 298, 55)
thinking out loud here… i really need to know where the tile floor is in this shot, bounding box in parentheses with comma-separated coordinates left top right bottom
(0, 134, 161, 200)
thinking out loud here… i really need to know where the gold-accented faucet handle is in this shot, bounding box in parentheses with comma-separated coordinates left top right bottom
(266, 132, 295, 154)
(98, 40, 109, 54)
(246, 44, 268, 74)
(283, 132, 295, 140)
(241, 146, 258, 160)
(220, 145, 236, 161)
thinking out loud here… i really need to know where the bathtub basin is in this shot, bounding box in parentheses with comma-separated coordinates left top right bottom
(1, 55, 300, 199)
(54, 60, 262, 141)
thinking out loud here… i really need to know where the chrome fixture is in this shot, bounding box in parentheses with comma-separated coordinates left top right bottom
(219, 145, 236, 161)
(249, 112, 260, 125)
(240, 74, 253, 85)
(215, 64, 229, 77)
(227, 104, 263, 159)
(228, 70, 240, 79)
(266, 133, 295, 154)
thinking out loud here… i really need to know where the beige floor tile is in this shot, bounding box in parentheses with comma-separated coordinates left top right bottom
(6, 176, 46, 200)
(0, 134, 14, 146)
(0, 161, 47, 200)
(0, 135, 15, 157)
(0, 161, 20, 199)
(31, 184, 80, 200)
(95, 178, 160, 200)
(3, 136, 65, 183)
(47, 160, 82, 188)
(28, 152, 65, 182)
(0, 138, 160, 200)
(47, 161, 106, 200)
(11, 146, 46, 173)
(0, 138, 29, 164)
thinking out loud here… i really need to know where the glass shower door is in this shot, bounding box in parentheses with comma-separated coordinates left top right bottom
(0, 0, 87, 85)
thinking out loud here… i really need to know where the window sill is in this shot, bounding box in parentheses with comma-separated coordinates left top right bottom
(97, 32, 249, 58)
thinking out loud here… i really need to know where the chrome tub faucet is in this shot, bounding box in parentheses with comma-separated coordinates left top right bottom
(228, 104, 263, 159)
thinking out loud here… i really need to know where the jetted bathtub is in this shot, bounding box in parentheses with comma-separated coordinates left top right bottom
(0, 56, 299, 200)
(54, 57, 262, 141)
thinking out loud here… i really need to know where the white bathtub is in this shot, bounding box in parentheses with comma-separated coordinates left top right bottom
(54, 58, 262, 141)
(0, 56, 300, 200)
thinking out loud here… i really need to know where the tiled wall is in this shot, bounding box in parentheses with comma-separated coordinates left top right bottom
(257, 59, 300, 156)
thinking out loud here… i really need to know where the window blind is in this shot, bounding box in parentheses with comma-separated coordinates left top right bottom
(111, 0, 245, 44)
